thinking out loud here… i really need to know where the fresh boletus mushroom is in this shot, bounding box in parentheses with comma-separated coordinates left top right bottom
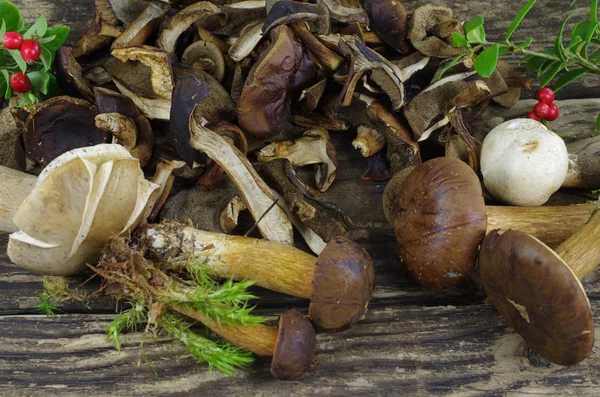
(480, 119, 569, 206)
(140, 222, 374, 332)
(479, 226, 598, 365)
(5, 144, 159, 276)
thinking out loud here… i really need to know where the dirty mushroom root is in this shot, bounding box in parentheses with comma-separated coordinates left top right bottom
(138, 222, 374, 332)
(386, 158, 600, 290)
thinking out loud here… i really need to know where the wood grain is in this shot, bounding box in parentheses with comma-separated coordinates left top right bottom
(2, 0, 600, 395)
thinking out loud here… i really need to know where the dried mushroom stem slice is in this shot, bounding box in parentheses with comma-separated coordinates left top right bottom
(95, 113, 138, 150)
(353, 126, 385, 157)
(189, 118, 294, 245)
(479, 230, 594, 366)
(291, 21, 344, 72)
(157, 2, 226, 54)
(112, 2, 167, 49)
(228, 21, 265, 62)
(258, 128, 338, 192)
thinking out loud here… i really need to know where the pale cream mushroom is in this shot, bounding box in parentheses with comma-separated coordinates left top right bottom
(2, 144, 159, 276)
(480, 119, 569, 206)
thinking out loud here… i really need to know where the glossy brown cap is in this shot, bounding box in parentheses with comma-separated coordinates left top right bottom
(479, 229, 594, 366)
(309, 236, 375, 332)
(393, 158, 487, 290)
(271, 309, 316, 380)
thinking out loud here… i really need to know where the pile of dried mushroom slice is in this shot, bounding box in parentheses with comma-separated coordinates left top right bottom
(0, 0, 598, 378)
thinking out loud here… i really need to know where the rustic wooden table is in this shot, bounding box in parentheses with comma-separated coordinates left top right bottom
(1, 1, 599, 395)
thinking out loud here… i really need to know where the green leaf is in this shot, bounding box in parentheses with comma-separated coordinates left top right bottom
(38, 35, 56, 44)
(43, 73, 61, 99)
(552, 68, 587, 92)
(464, 16, 486, 43)
(434, 52, 468, 80)
(514, 37, 533, 51)
(451, 32, 469, 48)
(474, 43, 499, 78)
(43, 26, 70, 53)
(464, 16, 484, 33)
(506, 0, 536, 41)
(566, 35, 583, 51)
(596, 112, 600, 131)
(27, 71, 50, 95)
(555, 15, 574, 61)
(40, 45, 52, 70)
(0, 1, 23, 32)
(0, 19, 6, 38)
(591, 0, 598, 23)
(525, 56, 547, 72)
(571, 20, 596, 44)
(23, 14, 47, 39)
(539, 62, 565, 87)
(0, 69, 10, 99)
(7, 49, 27, 73)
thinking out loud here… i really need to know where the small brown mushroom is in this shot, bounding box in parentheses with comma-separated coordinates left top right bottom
(95, 113, 137, 149)
(141, 222, 374, 332)
(479, 229, 596, 365)
(24, 96, 110, 166)
(362, 0, 409, 53)
(258, 128, 338, 192)
(112, 2, 167, 49)
(408, 4, 465, 59)
(182, 41, 226, 82)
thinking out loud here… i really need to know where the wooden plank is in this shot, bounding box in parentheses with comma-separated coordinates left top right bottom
(0, 305, 599, 396)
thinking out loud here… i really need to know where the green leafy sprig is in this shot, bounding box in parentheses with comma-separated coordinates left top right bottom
(0, 1, 69, 108)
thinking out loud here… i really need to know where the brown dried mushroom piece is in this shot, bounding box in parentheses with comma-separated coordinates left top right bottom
(228, 21, 265, 63)
(262, 1, 330, 36)
(142, 222, 374, 332)
(408, 4, 465, 58)
(320, 0, 368, 24)
(258, 128, 337, 192)
(0, 104, 26, 171)
(480, 229, 595, 366)
(563, 135, 600, 190)
(112, 2, 167, 49)
(55, 47, 94, 100)
(362, 0, 409, 53)
(24, 96, 110, 165)
(182, 41, 226, 82)
(72, 0, 122, 58)
(237, 24, 316, 140)
(492, 61, 532, 107)
(207, 2, 267, 37)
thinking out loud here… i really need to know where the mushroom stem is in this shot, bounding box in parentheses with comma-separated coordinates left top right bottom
(172, 303, 278, 356)
(141, 223, 315, 299)
(0, 166, 37, 233)
(486, 202, 598, 249)
(555, 210, 600, 279)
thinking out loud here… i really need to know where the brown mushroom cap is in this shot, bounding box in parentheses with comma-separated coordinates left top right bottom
(362, 0, 409, 53)
(309, 236, 375, 332)
(479, 230, 594, 366)
(270, 309, 316, 380)
(24, 96, 110, 165)
(409, 4, 464, 58)
(393, 158, 487, 290)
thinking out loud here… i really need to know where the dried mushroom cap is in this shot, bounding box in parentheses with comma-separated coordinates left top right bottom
(258, 128, 337, 192)
(24, 96, 110, 165)
(492, 61, 527, 107)
(55, 47, 94, 100)
(271, 309, 316, 380)
(409, 4, 465, 58)
(182, 41, 226, 82)
(382, 166, 413, 226)
(111, 2, 166, 49)
(263, 1, 330, 35)
(8, 145, 159, 276)
(479, 230, 594, 366)
(237, 25, 316, 140)
(309, 236, 375, 332)
(393, 158, 487, 290)
(157, 2, 226, 54)
(362, 0, 409, 53)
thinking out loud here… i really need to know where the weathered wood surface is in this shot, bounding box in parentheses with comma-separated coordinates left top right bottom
(1, 0, 600, 395)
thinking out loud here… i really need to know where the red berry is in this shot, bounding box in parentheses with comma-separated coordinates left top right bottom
(545, 103, 559, 121)
(20, 40, 41, 64)
(533, 102, 550, 119)
(527, 111, 540, 121)
(536, 88, 555, 104)
(3, 32, 23, 50)
(9, 72, 31, 93)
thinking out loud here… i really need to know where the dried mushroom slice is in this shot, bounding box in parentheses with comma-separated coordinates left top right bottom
(24, 96, 109, 166)
(182, 41, 226, 82)
(229, 22, 265, 63)
(262, 1, 330, 35)
(112, 2, 167, 49)
(72, 0, 122, 57)
(320, 0, 368, 24)
(55, 47, 95, 101)
(362, 0, 409, 53)
(409, 4, 465, 58)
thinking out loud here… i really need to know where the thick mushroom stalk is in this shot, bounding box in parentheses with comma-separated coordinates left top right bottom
(258, 128, 338, 192)
(139, 222, 374, 332)
(4, 145, 159, 276)
(189, 117, 294, 245)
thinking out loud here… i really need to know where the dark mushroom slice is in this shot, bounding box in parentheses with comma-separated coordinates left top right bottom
(298, 79, 328, 112)
(492, 61, 532, 107)
(258, 128, 337, 192)
(157, 2, 227, 55)
(228, 21, 265, 63)
(182, 41, 226, 82)
(23, 96, 110, 166)
(55, 47, 94, 101)
(362, 152, 393, 181)
(72, 0, 122, 57)
(141, 222, 374, 332)
(362, 0, 409, 53)
(111, 2, 167, 49)
(237, 25, 316, 140)
(320, 0, 368, 24)
(206, 2, 266, 37)
(479, 230, 594, 366)
(262, 1, 330, 36)
(291, 21, 344, 73)
(408, 4, 465, 59)
(292, 114, 349, 131)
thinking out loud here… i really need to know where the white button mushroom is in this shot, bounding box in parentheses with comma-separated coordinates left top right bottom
(480, 118, 568, 207)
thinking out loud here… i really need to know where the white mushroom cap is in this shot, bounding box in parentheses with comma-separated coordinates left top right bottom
(480, 118, 569, 207)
